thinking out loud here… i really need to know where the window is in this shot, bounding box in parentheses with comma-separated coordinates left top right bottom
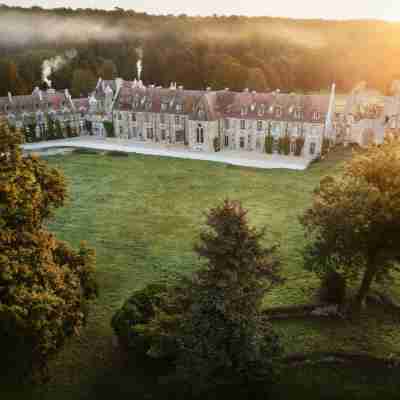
(132, 113, 136, 121)
(272, 123, 281, 136)
(175, 115, 180, 125)
(290, 141, 296, 154)
(240, 137, 245, 148)
(161, 103, 167, 111)
(248, 134, 252, 148)
(120, 126, 123, 135)
(310, 142, 316, 155)
(161, 129, 166, 141)
(144, 113, 150, 123)
(118, 113, 122, 120)
(224, 119, 230, 129)
(196, 124, 204, 143)
(240, 119, 246, 130)
(241, 107, 248, 116)
(313, 111, 320, 121)
(198, 109, 205, 120)
(160, 114, 165, 124)
(147, 128, 154, 139)
(224, 135, 229, 146)
(294, 109, 303, 120)
(176, 104, 183, 112)
(257, 120, 263, 131)
(146, 102, 152, 111)
(275, 107, 282, 118)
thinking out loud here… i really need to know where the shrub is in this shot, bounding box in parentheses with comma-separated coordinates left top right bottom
(112, 284, 169, 353)
(294, 136, 305, 156)
(107, 150, 129, 157)
(265, 133, 273, 154)
(103, 121, 115, 138)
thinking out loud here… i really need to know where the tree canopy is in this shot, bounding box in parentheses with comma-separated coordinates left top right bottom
(2, 5, 400, 96)
(0, 118, 98, 378)
(301, 140, 400, 310)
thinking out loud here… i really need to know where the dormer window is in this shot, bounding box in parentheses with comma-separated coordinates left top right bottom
(250, 103, 256, 112)
(161, 102, 167, 111)
(313, 111, 320, 121)
(241, 107, 248, 116)
(258, 105, 265, 116)
(294, 109, 303, 120)
(275, 107, 282, 118)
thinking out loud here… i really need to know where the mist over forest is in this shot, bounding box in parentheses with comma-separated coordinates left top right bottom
(1, 4, 400, 97)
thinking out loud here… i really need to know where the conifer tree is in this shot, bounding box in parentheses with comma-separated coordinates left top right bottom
(175, 200, 282, 397)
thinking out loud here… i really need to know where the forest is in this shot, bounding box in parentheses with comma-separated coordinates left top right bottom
(1, 4, 400, 98)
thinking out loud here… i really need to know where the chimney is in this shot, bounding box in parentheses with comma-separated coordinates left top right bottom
(206, 86, 211, 91)
(244, 88, 249, 92)
(8, 92, 12, 103)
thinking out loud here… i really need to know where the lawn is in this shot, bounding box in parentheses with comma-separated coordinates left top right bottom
(3, 147, 400, 399)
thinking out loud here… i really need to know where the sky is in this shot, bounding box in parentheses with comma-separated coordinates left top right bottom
(2, 0, 400, 21)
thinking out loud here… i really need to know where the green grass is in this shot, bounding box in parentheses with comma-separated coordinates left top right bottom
(3, 148, 400, 399)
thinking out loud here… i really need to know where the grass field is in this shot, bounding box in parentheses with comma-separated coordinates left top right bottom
(3, 148, 400, 399)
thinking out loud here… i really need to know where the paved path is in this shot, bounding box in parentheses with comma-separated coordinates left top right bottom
(22, 137, 311, 171)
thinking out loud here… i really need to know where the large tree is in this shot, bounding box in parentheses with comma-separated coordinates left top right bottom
(0, 118, 98, 378)
(301, 140, 400, 310)
(174, 200, 282, 397)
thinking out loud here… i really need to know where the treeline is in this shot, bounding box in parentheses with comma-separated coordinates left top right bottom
(1, 5, 400, 97)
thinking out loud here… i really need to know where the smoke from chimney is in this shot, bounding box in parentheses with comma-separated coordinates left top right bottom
(136, 47, 143, 81)
(42, 49, 78, 88)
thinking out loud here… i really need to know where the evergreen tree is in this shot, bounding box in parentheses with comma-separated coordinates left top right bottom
(175, 200, 282, 397)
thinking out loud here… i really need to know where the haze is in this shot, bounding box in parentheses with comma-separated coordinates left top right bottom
(2, 0, 400, 21)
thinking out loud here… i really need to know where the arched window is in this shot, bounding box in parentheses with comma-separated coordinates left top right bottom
(196, 124, 204, 144)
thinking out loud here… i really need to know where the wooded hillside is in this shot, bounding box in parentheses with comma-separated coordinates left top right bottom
(1, 5, 399, 97)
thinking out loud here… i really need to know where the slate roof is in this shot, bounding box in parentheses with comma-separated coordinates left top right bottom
(114, 84, 331, 123)
(0, 89, 74, 115)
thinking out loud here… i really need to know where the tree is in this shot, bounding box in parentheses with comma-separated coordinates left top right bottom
(0, 118, 98, 378)
(301, 140, 400, 311)
(71, 68, 97, 97)
(245, 67, 268, 91)
(174, 200, 282, 397)
(98, 59, 118, 80)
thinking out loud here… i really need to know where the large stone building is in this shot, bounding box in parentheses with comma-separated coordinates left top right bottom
(340, 84, 400, 147)
(112, 80, 337, 159)
(0, 87, 85, 139)
(1, 77, 337, 159)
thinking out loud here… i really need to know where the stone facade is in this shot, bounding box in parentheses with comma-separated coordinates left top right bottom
(112, 81, 336, 158)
